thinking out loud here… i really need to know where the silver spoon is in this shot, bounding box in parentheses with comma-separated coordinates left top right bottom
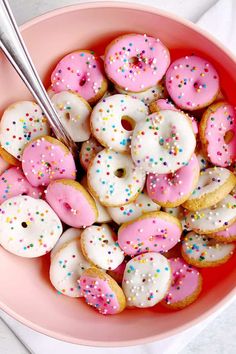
(0, 0, 78, 156)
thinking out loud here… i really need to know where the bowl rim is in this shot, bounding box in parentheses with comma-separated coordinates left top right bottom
(0, 1, 236, 347)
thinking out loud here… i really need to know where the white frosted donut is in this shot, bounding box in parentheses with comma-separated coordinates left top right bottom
(196, 151, 209, 171)
(122, 252, 171, 308)
(51, 91, 91, 142)
(131, 111, 196, 173)
(115, 80, 166, 105)
(87, 149, 146, 206)
(183, 167, 236, 211)
(80, 224, 124, 270)
(50, 237, 90, 297)
(90, 94, 148, 152)
(79, 137, 103, 171)
(185, 194, 236, 234)
(0, 196, 62, 257)
(182, 231, 235, 267)
(107, 190, 160, 224)
(50, 227, 82, 259)
(0, 101, 50, 160)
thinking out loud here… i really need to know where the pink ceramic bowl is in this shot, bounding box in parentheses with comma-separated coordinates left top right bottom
(0, 1, 236, 347)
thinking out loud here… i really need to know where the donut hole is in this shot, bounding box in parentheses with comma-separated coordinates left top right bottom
(79, 76, 87, 87)
(21, 222, 28, 228)
(121, 116, 135, 131)
(129, 56, 140, 67)
(63, 202, 71, 211)
(206, 238, 218, 247)
(224, 130, 234, 144)
(114, 168, 126, 178)
(65, 112, 71, 121)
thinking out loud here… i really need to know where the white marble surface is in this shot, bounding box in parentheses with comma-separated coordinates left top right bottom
(0, 0, 235, 353)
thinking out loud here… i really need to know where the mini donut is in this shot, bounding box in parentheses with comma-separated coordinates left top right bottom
(87, 148, 146, 207)
(196, 151, 209, 171)
(149, 98, 198, 134)
(162, 257, 202, 309)
(131, 111, 196, 174)
(50, 237, 91, 297)
(183, 167, 236, 211)
(118, 211, 182, 256)
(185, 194, 236, 234)
(51, 227, 82, 259)
(107, 258, 129, 284)
(163, 206, 189, 232)
(79, 137, 103, 171)
(122, 252, 171, 308)
(22, 136, 76, 187)
(0, 101, 50, 160)
(78, 267, 126, 315)
(181, 231, 235, 267)
(146, 154, 199, 207)
(90, 94, 148, 152)
(0, 166, 43, 204)
(104, 34, 170, 92)
(46, 179, 97, 228)
(199, 102, 236, 167)
(80, 224, 124, 270)
(107, 190, 161, 225)
(115, 80, 167, 105)
(80, 176, 111, 223)
(211, 221, 236, 242)
(0, 195, 62, 257)
(51, 91, 91, 142)
(0, 146, 20, 167)
(165, 55, 219, 110)
(51, 50, 108, 105)
(0, 155, 10, 175)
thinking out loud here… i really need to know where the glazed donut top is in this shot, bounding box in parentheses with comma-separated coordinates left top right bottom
(91, 94, 148, 152)
(87, 149, 146, 207)
(182, 232, 235, 263)
(131, 110, 196, 174)
(165, 55, 219, 110)
(104, 34, 170, 92)
(0, 101, 50, 160)
(0, 195, 62, 258)
(122, 252, 171, 308)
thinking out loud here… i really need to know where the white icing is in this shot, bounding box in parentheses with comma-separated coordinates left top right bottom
(79, 137, 103, 171)
(50, 227, 82, 259)
(107, 190, 160, 224)
(182, 231, 235, 263)
(196, 152, 209, 171)
(91, 94, 148, 152)
(81, 224, 124, 270)
(87, 149, 146, 206)
(50, 238, 90, 297)
(51, 91, 91, 142)
(0, 195, 62, 257)
(122, 252, 171, 308)
(131, 110, 196, 173)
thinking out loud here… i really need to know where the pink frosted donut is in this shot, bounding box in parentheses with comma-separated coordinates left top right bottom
(146, 154, 200, 207)
(46, 179, 98, 227)
(166, 55, 219, 110)
(51, 50, 108, 104)
(0, 156, 10, 175)
(22, 136, 76, 187)
(163, 257, 202, 309)
(78, 267, 126, 315)
(104, 34, 170, 92)
(200, 102, 236, 167)
(0, 167, 43, 204)
(118, 211, 182, 256)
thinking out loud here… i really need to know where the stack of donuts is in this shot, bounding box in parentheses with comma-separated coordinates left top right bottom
(0, 33, 235, 315)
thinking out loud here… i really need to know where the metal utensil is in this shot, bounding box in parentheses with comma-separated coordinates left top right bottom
(0, 0, 78, 155)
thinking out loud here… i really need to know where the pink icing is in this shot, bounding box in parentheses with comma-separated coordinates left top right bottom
(154, 99, 198, 134)
(146, 154, 199, 204)
(118, 214, 181, 256)
(79, 275, 121, 315)
(204, 103, 236, 167)
(51, 51, 106, 101)
(46, 181, 96, 227)
(0, 156, 10, 175)
(22, 137, 76, 187)
(0, 167, 43, 204)
(166, 55, 219, 110)
(104, 34, 170, 92)
(214, 220, 236, 240)
(164, 258, 200, 304)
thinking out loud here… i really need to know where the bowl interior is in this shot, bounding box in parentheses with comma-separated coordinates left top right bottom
(0, 2, 236, 346)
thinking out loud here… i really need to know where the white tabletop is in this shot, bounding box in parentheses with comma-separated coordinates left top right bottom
(1, 0, 236, 353)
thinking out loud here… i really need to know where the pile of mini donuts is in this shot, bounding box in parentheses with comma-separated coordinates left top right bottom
(0, 33, 236, 315)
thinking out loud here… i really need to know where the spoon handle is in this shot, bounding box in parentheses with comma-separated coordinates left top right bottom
(0, 0, 78, 155)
